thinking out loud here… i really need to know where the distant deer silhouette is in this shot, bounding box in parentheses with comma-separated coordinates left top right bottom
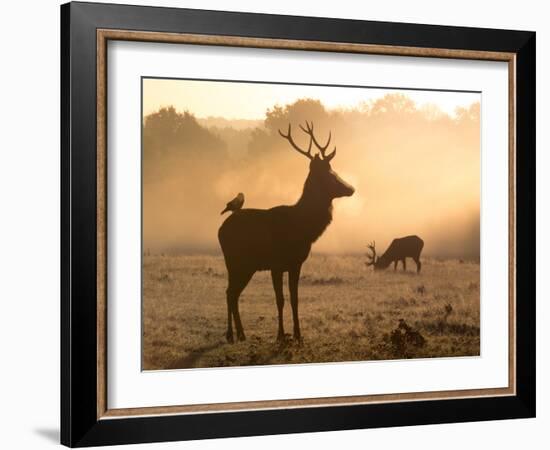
(366, 235, 424, 273)
(218, 121, 355, 343)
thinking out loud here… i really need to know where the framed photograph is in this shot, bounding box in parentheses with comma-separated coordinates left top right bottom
(61, 1, 536, 447)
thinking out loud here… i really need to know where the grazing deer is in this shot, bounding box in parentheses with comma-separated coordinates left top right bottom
(366, 235, 424, 273)
(218, 121, 354, 343)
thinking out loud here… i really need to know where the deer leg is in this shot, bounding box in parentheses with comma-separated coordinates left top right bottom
(227, 270, 253, 342)
(402, 259, 407, 271)
(232, 301, 246, 342)
(271, 270, 286, 342)
(225, 293, 234, 343)
(288, 265, 302, 343)
(415, 258, 421, 273)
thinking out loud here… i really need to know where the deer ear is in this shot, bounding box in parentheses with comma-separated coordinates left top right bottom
(324, 148, 336, 162)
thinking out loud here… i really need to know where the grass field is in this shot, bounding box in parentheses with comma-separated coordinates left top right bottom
(142, 254, 480, 370)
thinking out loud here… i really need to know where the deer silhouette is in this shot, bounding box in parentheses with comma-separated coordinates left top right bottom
(366, 236, 424, 273)
(218, 121, 354, 343)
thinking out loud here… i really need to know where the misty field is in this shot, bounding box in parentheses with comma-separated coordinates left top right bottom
(142, 254, 480, 370)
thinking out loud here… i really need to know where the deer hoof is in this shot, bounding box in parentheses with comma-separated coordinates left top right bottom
(276, 333, 292, 346)
(237, 332, 246, 342)
(226, 332, 234, 343)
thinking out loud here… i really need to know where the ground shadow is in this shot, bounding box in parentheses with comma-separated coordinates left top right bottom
(166, 341, 226, 369)
(164, 335, 303, 369)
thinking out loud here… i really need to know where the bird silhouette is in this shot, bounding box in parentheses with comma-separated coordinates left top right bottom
(220, 192, 245, 215)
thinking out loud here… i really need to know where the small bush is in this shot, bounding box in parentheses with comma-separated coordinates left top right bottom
(384, 319, 426, 358)
(415, 284, 426, 295)
(443, 303, 453, 321)
(310, 276, 344, 285)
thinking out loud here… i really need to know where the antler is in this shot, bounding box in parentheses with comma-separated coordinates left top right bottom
(299, 121, 336, 162)
(365, 241, 377, 266)
(279, 121, 336, 161)
(278, 124, 313, 160)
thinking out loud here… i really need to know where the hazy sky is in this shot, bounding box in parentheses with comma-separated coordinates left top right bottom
(143, 78, 480, 120)
(142, 78, 480, 257)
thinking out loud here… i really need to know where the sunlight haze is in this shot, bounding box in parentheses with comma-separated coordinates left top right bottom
(142, 78, 481, 259)
(143, 78, 479, 120)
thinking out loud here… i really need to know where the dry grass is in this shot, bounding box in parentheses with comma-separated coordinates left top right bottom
(142, 254, 479, 370)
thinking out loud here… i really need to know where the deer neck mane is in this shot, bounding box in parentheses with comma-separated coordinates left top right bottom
(294, 174, 333, 243)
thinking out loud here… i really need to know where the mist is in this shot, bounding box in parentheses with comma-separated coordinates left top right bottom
(143, 93, 480, 259)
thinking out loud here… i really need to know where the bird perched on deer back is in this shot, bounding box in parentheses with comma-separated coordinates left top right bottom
(221, 192, 245, 215)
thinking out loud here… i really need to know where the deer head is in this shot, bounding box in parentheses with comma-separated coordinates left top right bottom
(279, 121, 354, 200)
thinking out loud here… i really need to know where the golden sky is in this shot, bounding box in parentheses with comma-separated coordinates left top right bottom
(142, 78, 480, 258)
(142, 78, 480, 120)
